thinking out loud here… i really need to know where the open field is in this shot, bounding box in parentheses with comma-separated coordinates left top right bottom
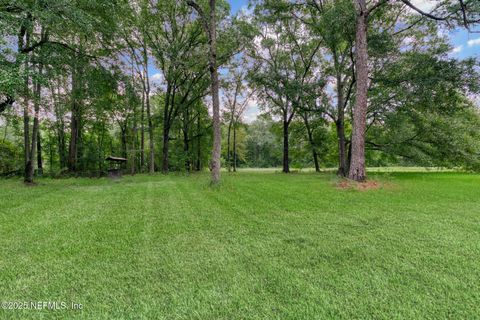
(1, 171, 479, 319)
(237, 167, 457, 173)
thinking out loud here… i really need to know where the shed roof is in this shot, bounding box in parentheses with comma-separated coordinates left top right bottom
(106, 156, 127, 162)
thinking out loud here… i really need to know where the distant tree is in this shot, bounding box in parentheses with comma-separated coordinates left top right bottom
(222, 58, 254, 172)
(249, 4, 322, 173)
(305, 0, 356, 176)
(245, 116, 282, 168)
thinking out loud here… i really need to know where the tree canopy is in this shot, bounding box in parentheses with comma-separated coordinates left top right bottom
(0, 0, 479, 182)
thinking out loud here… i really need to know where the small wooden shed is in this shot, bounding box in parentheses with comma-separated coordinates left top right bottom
(106, 156, 127, 178)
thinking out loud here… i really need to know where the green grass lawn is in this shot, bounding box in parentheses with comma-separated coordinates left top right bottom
(1, 171, 479, 319)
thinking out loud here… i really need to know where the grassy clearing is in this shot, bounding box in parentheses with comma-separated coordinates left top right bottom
(0, 171, 479, 319)
(237, 166, 456, 173)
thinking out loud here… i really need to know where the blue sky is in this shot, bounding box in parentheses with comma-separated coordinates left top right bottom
(226, 0, 480, 59)
(149, 0, 480, 74)
(148, 0, 479, 122)
(228, 0, 480, 121)
(407, 0, 480, 59)
(229, 0, 249, 13)
(449, 29, 480, 59)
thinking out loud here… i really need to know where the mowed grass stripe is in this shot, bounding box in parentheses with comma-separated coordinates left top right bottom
(0, 172, 479, 319)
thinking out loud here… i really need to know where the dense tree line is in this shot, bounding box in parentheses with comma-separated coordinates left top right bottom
(0, 0, 479, 184)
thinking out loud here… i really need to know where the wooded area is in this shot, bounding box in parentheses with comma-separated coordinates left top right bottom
(1, 0, 479, 184)
(2, 2, 480, 318)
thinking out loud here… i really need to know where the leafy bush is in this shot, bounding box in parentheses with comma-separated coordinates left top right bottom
(0, 140, 22, 176)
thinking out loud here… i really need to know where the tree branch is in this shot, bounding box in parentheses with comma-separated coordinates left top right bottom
(367, 0, 388, 17)
(0, 96, 15, 114)
(186, 0, 210, 37)
(400, 0, 447, 21)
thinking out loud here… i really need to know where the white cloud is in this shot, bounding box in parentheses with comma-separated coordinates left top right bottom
(452, 45, 463, 54)
(237, 5, 253, 17)
(402, 36, 415, 45)
(410, 0, 436, 12)
(149, 72, 164, 91)
(244, 99, 260, 123)
(151, 73, 163, 81)
(467, 37, 480, 47)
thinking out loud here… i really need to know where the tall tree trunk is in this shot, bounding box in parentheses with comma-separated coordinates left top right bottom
(347, 136, 353, 174)
(49, 135, 53, 172)
(97, 121, 105, 174)
(120, 122, 127, 159)
(182, 106, 191, 172)
(68, 62, 82, 172)
(313, 149, 319, 173)
(131, 123, 137, 176)
(20, 17, 30, 176)
(196, 113, 201, 171)
(162, 85, 172, 174)
(54, 82, 67, 170)
(23, 58, 30, 176)
(68, 102, 80, 171)
(57, 120, 66, 169)
(209, 0, 221, 184)
(23, 95, 30, 175)
(147, 96, 154, 174)
(143, 47, 154, 174)
(336, 76, 348, 177)
(25, 63, 42, 183)
(162, 126, 169, 173)
(183, 127, 190, 172)
(302, 113, 320, 172)
(140, 87, 145, 170)
(130, 111, 137, 175)
(227, 119, 232, 172)
(129, 55, 137, 176)
(336, 120, 347, 176)
(227, 83, 238, 173)
(233, 122, 237, 172)
(282, 117, 290, 173)
(349, 0, 368, 182)
(37, 129, 43, 175)
(187, 0, 220, 180)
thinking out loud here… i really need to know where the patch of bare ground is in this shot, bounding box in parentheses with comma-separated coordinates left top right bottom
(336, 179, 396, 191)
